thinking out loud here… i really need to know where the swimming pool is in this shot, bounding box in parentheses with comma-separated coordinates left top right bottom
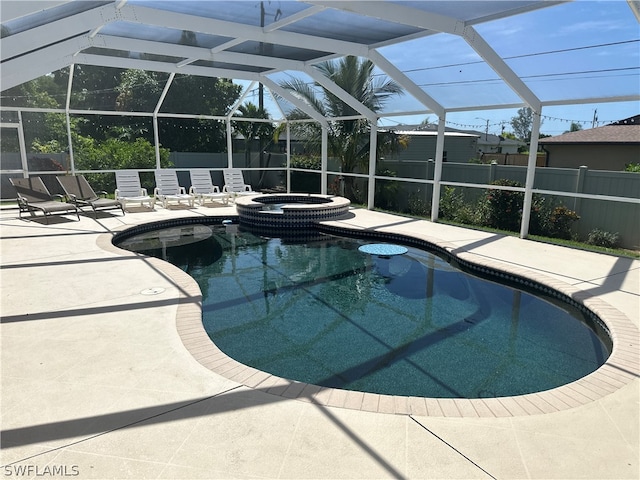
(116, 222, 611, 399)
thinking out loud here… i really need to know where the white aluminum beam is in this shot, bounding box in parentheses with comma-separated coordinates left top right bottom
(367, 124, 378, 208)
(303, 66, 377, 122)
(259, 77, 328, 127)
(1, 3, 115, 61)
(430, 116, 446, 222)
(319, 1, 542, 112)
(119, 4, 370, 58)
(627, 0, 640, 22)
(263, 5, 326, 32)
(520, 110, 542, 238)
(92, 34, 309, 72)
(2, 52, 75, 91)
(0, 1, 72, 23)
(461, 25, 541, 111)
(368, 50, 445, 117)
(310, 1, 463, 35)
(74, 53, 261, 82)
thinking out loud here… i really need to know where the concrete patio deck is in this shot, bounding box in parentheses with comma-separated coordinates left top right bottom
(1, 203, 638, 479)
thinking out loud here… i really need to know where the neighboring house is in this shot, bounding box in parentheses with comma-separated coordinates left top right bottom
(475, 133, 524, 156)
(278, 125, 480, 164)
(538, 116, 640, 170)
(446, 128, 525, 156)
(384, 129, 479, 164)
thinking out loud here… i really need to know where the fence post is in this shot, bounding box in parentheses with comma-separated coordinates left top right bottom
(574, 165, 588, 212)
(427, 159, 434, 204)
(489, 162, 497, 183)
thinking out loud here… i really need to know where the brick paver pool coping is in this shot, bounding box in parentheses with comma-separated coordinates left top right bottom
(98, 219, 639, 418)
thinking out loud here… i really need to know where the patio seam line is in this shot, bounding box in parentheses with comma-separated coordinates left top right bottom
(409, 416, 498, 480)
(0, 386, 243, 468)
(94, 216, 640, 418)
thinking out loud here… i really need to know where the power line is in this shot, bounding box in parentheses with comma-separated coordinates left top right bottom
(400, 39, 639, 74)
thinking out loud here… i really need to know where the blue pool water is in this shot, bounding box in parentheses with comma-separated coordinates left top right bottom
(118, 223, 610, 399)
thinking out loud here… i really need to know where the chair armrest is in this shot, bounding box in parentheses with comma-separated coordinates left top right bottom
(52, 194, 65, 202)
(141, 188, 148, 196)
(179, 187, 186, 194)
(213, 186, 220, 193)
(97, 190, 108, 198)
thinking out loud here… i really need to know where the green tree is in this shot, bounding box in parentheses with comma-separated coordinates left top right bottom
(510, 107, 543, 142)
(157, 74, 242, 152)
(564, 122, 583, 133)
(278, 56, 405, 201)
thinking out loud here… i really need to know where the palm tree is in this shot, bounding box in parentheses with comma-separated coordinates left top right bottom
(278, 56, 405, 201)
(232, 102, 274, 187)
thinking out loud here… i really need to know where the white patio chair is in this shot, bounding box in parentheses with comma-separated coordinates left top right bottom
(154, 169, 195, 208)
(223, 168, 254, 202)
(189, 170, 229, 206)
(115, 170, 155, 210)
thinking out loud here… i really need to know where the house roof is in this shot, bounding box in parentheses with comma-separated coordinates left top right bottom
(539, 122, 640, 145)
(392, 130, 479, 138)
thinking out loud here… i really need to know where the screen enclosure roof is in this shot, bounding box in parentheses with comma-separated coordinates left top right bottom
(1, 0, 639, 120)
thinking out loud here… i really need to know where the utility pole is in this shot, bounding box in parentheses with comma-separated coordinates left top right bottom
(476, 117, 490, 140)
(591, 109, 598, 128)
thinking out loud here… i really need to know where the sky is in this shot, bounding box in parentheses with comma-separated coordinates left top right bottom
(375, 0, 640, 136)
(254, 0, 639, 137)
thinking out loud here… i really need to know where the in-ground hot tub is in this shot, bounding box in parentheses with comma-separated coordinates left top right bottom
(235, 194, 350, 228)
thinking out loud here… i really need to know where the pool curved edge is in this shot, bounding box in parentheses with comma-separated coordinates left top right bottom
(99, 218, 640, 418)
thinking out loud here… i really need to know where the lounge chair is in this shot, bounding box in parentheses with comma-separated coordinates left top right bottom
(223, 168, 254, 202)
(154, 169, 195, 208)
(9, 176, 80, 224)
(57, 175, 124, 218)
(115, 170, 155, 210)
(189, 170, 229, 206)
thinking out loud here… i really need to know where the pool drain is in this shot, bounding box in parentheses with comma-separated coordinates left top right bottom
(140, 287, 165, 295)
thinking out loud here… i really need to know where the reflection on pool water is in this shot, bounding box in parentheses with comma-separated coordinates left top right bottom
(118, 224, 611, 399)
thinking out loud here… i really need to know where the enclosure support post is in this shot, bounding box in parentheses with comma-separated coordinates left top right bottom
(321, 125, 328, 195)
(153, 73, 175, 169)
(65, 64, 75, 174)
(520, 109, 542, 239)
(16, 112, 28, 177)
(574, 165, 588, 212)
(430, 115, 446, 222)
(286, 122, 291, 193)
(226, 120, 233, 167)
(367, 123, 378, 209)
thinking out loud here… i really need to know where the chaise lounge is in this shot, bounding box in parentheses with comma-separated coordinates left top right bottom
(57, 175, 124, 218)
(223, 168, 254, 202)
(9, 176, 80, 224)
(154, 169, 195, 208)
(115, 170, 155, 211)
(189, 170, 228, 206)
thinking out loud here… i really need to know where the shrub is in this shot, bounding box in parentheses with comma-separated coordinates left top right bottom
(587, 229, 620, 248)
(74, 137, 171, 192)
(438, 186, 477, 224)
(546, 205, 580, 239)
(624, 163, 640, 173)
(406, 190, 430, 217)
(480, 179, 524, 232)
(375, 169, 399, 210)
(290, 154, 321, 170)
